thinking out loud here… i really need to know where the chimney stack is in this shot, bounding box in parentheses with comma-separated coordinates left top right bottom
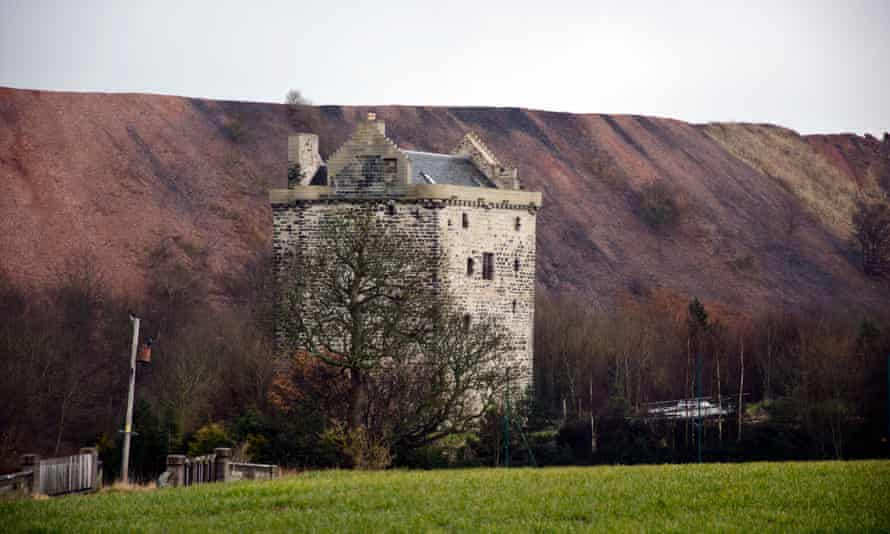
(366, 111, 385, 136)
(287, 133, 322, 187)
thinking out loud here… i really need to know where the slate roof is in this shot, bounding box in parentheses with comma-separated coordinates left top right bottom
(308, 165, 328, 186)
(403, 151, 495, 188)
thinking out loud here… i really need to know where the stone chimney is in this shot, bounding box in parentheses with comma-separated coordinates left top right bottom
(287, 133, 323, 187)
(365, 111, 385, 136)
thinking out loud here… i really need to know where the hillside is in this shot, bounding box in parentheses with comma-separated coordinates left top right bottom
(1, 87, 888, 315)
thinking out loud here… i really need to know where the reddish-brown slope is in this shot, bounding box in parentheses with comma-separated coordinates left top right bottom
(806, 132, 890, 192)
(1, 88, 887, 315)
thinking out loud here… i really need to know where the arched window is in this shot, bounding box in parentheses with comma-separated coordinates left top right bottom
(467, 258, 475, 276)
(386, 203, 396, 216)
(462, 213, 469, 228)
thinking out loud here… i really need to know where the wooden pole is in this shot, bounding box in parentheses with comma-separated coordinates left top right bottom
(121, 315, 140, 484)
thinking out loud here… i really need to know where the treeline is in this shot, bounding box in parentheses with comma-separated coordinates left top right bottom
(0, 251, 276, 478)
(2, 256, 889, 478)
(534, 292, 890, 463)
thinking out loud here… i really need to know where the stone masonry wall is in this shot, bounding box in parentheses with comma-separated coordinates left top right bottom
(272, 197, 536, 392)
(287, 134, 322, 186)
(325, 121, 412, 196)
(272, 199, 442, 351)
(438, 203, 536, 391)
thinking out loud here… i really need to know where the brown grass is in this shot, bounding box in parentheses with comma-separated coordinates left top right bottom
(102, 480, 157, 493)
(702, 123, 864, 237)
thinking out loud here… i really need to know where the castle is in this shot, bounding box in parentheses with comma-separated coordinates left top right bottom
(269, 114, 541, 388)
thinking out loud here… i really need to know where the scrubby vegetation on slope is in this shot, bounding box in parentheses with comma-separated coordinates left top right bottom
(701, 123, 864, 237)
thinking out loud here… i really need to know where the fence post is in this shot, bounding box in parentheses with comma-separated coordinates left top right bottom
(20, 454, 41, 496)
(79, 447, 100, 492)
(214, 448, 232, 483)
(167, 455, 186, 487)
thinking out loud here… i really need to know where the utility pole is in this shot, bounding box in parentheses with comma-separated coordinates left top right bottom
(121, 313, 140, 484)
(696, 351, 702, 464)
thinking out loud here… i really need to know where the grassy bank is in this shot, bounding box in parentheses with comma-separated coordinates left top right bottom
(3, 461, 889, 532)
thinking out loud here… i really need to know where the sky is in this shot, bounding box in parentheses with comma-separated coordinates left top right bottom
(1, 0, 888, 135)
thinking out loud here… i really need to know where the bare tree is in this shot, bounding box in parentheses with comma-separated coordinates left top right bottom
(284, 89, 310, 107)
(280, 209, 509, 455)
(853, 199, 890, 276)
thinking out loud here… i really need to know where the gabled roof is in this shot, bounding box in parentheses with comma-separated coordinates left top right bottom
(403, 150, 496, 188)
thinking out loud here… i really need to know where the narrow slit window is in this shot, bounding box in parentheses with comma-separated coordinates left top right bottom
(482, 253, 494, 280)
(515, 216, 521, 231)
(467, 258, 475, 276)
(514, 258, 520, 272)
(512, 300, 517, 313)
(463, 314, 471, 331)
(462, 213, 469, 228)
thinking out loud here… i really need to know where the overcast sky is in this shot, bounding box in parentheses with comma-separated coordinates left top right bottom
(1, 0, 888, 135)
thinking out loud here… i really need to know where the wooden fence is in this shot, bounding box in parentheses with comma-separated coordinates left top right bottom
(161, 448, 279, 488)
(0, 448, 101, 498)
(231, 461, 279, 481)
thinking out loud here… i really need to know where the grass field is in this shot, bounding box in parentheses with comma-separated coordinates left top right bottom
(3, 461, 889, 533)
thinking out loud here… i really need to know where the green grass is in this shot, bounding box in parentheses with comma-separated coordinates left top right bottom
(3, 462, 889, 533)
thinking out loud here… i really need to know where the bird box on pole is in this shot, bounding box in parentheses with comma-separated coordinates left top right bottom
(137, 338, 153, 364)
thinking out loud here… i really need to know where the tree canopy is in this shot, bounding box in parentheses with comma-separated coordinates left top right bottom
(280, 209, 509, 463)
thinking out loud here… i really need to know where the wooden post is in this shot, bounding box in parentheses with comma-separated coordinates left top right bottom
(79, 447, 100, 492)
(20, 454, 41, 496)
(214, 448, 232, 483)
(166, 455, 186, 487)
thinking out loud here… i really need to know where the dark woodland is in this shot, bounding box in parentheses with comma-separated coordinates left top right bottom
(2, 247, 888, 478)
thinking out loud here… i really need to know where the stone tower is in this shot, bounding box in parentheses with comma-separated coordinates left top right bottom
(270, 114, 542, 389)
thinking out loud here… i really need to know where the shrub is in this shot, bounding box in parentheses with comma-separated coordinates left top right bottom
(320, 421, 391, 470)
(223, 117, 246, 143)
(187, 423, 231, 456)
(638, 181, 681, 231)
(727, 254, 757, 274)
(852, 199, 890, 276)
